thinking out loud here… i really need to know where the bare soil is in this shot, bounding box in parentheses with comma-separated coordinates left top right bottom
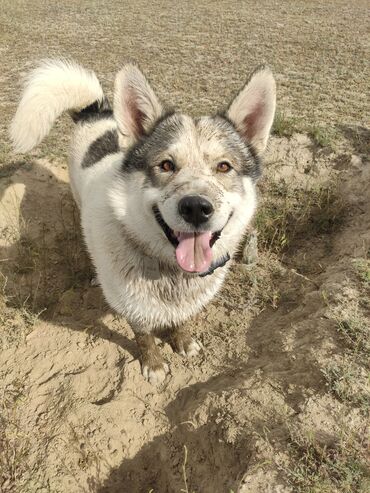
(0, 1, 369, 492)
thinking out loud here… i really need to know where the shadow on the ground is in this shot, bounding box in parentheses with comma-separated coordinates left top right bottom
(336, 124, 370, 156)
(0, 158, 138, 359)
(96, 290, 329, 493)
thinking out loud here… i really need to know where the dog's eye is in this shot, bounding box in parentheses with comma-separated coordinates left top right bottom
(159, 160, 175, 172)
(217, 161, 232, 173)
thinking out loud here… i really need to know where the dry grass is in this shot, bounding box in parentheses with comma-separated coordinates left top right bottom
(283, 425, 369, 493)
(322, 360, 369, 411)
(241, 252, 284, 309)
(336, 314, 369, 356)
(0, 381, 48, 492)
(322, 270, 370, 413)
(0, 273, 45, 350)
(353, 258, 370, 287)
(255, 180, 345, 255)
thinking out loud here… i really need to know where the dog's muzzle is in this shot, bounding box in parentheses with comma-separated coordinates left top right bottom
(153, 206, 230, 275)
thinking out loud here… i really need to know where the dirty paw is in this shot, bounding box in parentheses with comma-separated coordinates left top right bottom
(184, 338, 202, 357)
(142, 361, 169, 385)
(171, 330, 203, 358)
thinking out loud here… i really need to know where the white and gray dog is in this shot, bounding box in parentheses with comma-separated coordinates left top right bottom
(11, 60, 276, 384)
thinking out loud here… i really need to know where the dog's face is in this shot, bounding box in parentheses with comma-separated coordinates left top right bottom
(110, 66, 276, 274)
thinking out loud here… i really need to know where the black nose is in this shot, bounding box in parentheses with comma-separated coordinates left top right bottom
(178, 195, 214, 226)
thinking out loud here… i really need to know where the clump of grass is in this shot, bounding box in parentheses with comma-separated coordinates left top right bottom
(282, 426, 369, 493)
(307, 125, 336, 149)
(245, 252, 283, 309)
(321, 273, 369, 414)
(272, 112, 338, 149)
(327, 297, 369, 358)
(337, 317, 369, 355)
(322, 361, 370, 411)
(13, 235, 41, 275)
(353, 258, 370, 286)
(0, 381, 43, 492)
(0, 381, 52, 491)
(272, 111, 300, 138)
(0, 273, 45, 349)
(255, 180, 345, 254)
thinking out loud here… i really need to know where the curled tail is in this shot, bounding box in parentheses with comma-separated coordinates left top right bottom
(10, 59, 106, 153)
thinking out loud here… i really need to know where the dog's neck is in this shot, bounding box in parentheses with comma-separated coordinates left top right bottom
(141, 252, 230, 280)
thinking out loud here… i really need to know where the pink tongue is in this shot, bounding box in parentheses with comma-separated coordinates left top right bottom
(175, 231, 213, 273)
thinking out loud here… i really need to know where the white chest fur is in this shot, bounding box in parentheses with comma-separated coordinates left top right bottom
(83, 208, 227, 332)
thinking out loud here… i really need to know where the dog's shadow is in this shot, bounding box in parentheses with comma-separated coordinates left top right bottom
(0, 157, 138, 359)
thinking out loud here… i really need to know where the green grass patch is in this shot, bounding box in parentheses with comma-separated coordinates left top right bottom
(272, 111, 300, 138)
(307, 125, 336, 149)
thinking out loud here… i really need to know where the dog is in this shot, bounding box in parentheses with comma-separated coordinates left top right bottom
(10, 59, 276, 384)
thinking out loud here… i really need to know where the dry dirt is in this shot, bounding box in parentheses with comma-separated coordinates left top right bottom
(0, 1, 369, 492)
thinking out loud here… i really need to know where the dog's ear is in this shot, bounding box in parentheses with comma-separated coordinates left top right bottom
(226, 66, 276, 155)
(114, 64, 163, 144)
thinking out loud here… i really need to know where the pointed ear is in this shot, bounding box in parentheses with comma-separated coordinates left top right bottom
(226, 66, 276, 155)
(113, 64, 164, 144)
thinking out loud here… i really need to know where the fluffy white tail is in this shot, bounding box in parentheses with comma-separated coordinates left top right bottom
(10, 59, 105, 153)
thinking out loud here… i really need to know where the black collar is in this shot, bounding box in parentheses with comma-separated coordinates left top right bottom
(198, 253, 231, 277)
(141, 252, 231, 280)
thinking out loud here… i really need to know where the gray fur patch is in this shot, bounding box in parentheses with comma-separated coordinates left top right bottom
(121, 112, 183, 176)
(210, 115, 262, 181)
(81, 129, 119, 168)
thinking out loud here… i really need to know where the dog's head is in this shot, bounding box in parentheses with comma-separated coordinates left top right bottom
(110, 65, 276, 274)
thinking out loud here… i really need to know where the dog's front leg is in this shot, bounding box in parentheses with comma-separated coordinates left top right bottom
(135, 333, 169, 385)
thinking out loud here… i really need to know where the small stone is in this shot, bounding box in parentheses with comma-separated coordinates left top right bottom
(242, 229, 258, 265)
(350, 154, 362, 168)
(57, 289, 81, 316)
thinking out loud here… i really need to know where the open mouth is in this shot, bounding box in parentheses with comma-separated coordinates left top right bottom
(153, 206, 223, 274)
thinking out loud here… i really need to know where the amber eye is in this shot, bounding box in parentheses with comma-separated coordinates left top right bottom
(217, 161, 232, 173)
(159, 160, 175, 172)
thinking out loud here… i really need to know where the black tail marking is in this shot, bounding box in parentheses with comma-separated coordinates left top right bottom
(70, 97, 113, 123)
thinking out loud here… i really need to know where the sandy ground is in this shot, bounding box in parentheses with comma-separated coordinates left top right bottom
(0, 1, 369, 492)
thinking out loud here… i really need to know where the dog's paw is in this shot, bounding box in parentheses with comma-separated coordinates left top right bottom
(142, 362, 169, 385)
(136, 333, 169, 385)
(183, 338, 202, 357)
(171, 330, 203, 358)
